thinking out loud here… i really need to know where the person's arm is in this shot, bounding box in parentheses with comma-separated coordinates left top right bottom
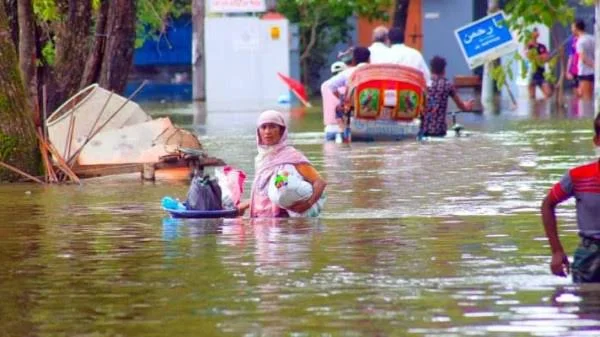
(538, 46, 550, 63)
(237, 200, 250, 216)
(287, 164, 327, 214)
(541, 173, 574, 277)
(449, 85, 474, 111)
(327, 71, 348, 100)
(566, 55, 574, 79)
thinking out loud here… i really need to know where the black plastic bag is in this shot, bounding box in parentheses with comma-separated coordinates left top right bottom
(186, 175, 223, 211)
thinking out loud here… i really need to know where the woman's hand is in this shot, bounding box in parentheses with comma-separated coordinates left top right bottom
(287, 198, 314, 214)
(287, 178, 327, 214)
(237, 200, 249, 217)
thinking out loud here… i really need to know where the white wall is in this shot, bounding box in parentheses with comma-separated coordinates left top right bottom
(422, 0, 474, 80)
(205, 17, 290, 111)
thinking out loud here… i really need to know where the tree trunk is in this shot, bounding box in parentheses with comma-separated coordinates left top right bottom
(17, 0, 37, 117)
(392, 0, 409, 30)
(192, 0, 205, 101)
(80, 0, 109, 89)
(97, 0, 136, 94)
(302, 56, 309, 89)
(4, 0, 18, 46)
(49, 0, 92, 112)
(0, 0, 39, 181)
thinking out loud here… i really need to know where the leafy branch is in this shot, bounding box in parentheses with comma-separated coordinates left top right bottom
(491, 0, 585, 89)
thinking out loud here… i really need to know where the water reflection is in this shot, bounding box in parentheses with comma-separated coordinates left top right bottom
(524, 97, 596, 121)
(2, 95, 600, 336)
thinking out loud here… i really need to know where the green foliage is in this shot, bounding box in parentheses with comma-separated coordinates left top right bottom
(277, 0, 392, 90)
(32, 0, 59, 21)
(32, 0, 191, 63)
(41, 41, 55, 66)
(136, 0, 190, 48)
(0, 131, 18, 161)
(491, 0, 595, 89)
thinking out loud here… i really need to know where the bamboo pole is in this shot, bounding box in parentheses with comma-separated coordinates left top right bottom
(86, 90, 114, 146)
(42, 85, 48, 139)
(36, 129, 81, 184)
(0, 160, 45, 184)
(38, 130, 57, 183)
(66, 81, 148, 166)
(66, 116, 76, 160)
(64, 90, 114, 169)
(64, 113, 76, 159)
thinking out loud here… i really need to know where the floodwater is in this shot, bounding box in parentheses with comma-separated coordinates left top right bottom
(1, 96, 599, 336)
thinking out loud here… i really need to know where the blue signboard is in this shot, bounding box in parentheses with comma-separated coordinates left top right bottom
(455, 11, 517, 69)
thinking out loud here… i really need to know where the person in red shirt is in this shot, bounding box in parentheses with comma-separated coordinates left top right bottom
(541, 113, 600, 283)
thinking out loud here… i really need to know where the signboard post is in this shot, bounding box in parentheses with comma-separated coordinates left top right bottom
(454, 11, 517, 69)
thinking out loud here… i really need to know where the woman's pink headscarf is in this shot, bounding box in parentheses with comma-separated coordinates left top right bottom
(250, 110, 309, 217)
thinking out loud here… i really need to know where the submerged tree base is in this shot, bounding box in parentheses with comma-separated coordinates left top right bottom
(0, 1, 40, 182)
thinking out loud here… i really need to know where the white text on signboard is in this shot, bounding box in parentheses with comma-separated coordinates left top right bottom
(208, 0, 266, 13)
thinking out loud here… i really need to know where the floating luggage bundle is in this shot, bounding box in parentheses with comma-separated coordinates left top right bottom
(347, 64, 427, 121)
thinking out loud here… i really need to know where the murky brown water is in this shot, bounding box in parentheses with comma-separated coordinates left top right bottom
(1, 97, 599, 336)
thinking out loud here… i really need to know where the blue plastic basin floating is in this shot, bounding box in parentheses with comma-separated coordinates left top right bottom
(163, 208, 238, 219)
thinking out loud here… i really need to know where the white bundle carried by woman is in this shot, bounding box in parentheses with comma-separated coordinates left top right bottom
(267, 164, 324, 217)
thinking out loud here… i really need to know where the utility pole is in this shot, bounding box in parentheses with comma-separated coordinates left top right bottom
(192, 0, 206, 101)
(481, 0, 499, 106)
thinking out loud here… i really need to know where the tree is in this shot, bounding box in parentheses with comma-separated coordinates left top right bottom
(47, 0, 93, 111)
(0, 0, 187, 181)
(0, 0, 39, 181)
(492, 0, 599, 112)
(9, 0, 189, 114)
(277, 0, 392, 93)
(17, 0, 37, 110)
(95, 0, 136, 93)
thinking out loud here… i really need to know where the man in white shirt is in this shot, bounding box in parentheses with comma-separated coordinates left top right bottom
(572, 19, 595, 100)
(387, 27, 431, 85)
(368, 26, 390, 64)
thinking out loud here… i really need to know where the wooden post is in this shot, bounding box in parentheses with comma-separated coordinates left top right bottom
(481, 0, 499, 106)
(141, 163, 156, 181)
(0, 161, 45, 184)
(192, 0, 206, 101)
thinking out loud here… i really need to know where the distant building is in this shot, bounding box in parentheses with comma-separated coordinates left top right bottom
(127, 10, 301, 103)
(127, 15, 194, 101)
